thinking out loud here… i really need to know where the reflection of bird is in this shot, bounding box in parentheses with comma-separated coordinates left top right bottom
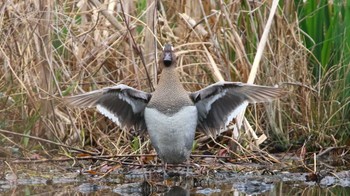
(65, 44, 285, 164)
(165, 186, 189, 196)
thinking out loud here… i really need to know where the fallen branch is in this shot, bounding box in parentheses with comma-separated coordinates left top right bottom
(5, 154, 231, 164)
(0, 129, 97, 155)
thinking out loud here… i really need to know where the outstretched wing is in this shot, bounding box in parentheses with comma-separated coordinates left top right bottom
(65, 84, 152, 131)
(190, 82, 285, 135)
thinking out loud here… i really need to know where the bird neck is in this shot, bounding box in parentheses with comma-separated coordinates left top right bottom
(157, 66, 183, 89)
(147, 65, 192, 112)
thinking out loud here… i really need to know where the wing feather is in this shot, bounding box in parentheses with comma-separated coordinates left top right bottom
(64, 84, 151, 131)
(190, 82, 285, 135)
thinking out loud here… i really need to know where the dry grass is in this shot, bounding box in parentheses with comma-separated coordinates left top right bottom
(0, 0, 348, 162)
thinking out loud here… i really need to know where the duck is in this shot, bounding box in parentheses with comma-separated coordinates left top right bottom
(65, 44, 285, 164)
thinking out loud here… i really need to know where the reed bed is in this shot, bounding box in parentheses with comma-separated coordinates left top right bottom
(0, 0, 349, 164)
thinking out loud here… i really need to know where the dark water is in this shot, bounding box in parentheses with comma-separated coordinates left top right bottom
(1, 169, 350, 195)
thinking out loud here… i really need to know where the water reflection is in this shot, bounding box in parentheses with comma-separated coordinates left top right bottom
(1, 171, 350, 195)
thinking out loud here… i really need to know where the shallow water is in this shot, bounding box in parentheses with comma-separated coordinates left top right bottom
(3, 182, 350, 195)
(1, 168, 350, 195)
(1, 152, 350, 195)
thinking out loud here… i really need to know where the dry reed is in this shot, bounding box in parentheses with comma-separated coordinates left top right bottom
(0, 0, 348, 163)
